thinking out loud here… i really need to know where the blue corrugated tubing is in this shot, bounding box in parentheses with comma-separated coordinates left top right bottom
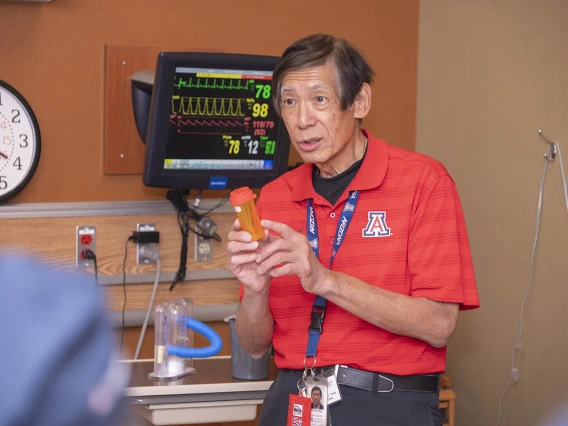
(167, 316, 223, 358)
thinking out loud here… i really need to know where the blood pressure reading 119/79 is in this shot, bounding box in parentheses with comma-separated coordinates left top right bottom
(164, 67, 281, 171)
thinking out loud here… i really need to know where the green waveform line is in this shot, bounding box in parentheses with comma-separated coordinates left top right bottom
(174, 77, 255, 90)
(172, 96, 246, 117)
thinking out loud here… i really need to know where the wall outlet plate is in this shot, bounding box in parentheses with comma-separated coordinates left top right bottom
(137, 223, 157, 265)
(76, 225, 96, 268)
(195, 234, 214, 262)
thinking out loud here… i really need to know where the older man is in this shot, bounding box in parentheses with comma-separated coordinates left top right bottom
(228, 33, 479, 426)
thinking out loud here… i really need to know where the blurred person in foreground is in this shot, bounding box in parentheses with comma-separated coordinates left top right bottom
(0, 254, 136, 426)
(540, 406, 568, 426)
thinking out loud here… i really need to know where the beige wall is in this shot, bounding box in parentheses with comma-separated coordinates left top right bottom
(417, 1, 568, 425)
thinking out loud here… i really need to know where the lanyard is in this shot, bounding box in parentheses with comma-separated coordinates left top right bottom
(304, 191, 360, 363)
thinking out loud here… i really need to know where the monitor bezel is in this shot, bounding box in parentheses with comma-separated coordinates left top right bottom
(143, 52, 291, 190)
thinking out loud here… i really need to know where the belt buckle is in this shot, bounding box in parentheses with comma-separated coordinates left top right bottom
(377, 375, 394, 393)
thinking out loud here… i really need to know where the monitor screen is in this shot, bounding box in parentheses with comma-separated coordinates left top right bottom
(143, 52, 291, 190)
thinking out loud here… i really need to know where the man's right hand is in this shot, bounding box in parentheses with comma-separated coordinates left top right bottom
(227, 219, 272, 294)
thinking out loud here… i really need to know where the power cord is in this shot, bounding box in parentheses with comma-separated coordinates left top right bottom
(171, 212, 191, 291)
(166, 189, 223, 291)
(495, 141, 568, 425)
(120, 236, 135, 357)
(134, 245, 161, 360)
(186, 189, 230, 215)
(83, 249, 98, 286)
(93, 256, 98, 286)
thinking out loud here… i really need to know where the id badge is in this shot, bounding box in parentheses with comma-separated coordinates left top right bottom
(326, 366, 342, 405)
(287, 393, 311, 426)
(301, 372, 329, 426)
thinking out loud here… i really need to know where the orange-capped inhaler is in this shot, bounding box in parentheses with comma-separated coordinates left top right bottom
(229, 187, 265, 241)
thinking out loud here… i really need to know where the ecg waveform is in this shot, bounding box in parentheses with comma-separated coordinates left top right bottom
(172, 96, 246, 117)
(174, 77, 255, 91)
(169, 115, 248, 135)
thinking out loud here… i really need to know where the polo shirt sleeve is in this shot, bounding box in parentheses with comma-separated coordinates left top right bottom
(408, 175, 480, 310)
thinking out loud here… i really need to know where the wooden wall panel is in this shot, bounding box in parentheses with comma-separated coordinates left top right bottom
(104, 45, 224, 175)
(104, 45, 163, 175)
(0, 211, 241, 309)
(105, 279, 240, 311)
(1, 212, 231, 273)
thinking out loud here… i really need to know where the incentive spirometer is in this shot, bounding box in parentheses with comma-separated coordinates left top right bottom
(149, 298, 222, 380)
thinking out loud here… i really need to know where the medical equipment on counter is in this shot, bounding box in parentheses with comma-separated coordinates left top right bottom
(149, 298, 222, 380)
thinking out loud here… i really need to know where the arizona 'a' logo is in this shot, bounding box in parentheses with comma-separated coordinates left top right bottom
(362, 211, 391, 237)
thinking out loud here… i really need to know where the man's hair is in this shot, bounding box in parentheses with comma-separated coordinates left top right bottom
(272, 33, 375, 115)
(311, 386, 322, 396)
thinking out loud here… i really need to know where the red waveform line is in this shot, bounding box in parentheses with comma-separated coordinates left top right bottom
(170, 116, 245, 129)
(178, 131, 243, 135)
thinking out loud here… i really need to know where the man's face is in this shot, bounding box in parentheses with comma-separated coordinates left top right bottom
(311, 389, 321, 405)
(279, 62, 360, 170)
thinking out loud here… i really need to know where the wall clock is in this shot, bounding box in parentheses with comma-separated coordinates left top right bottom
(0, 80, 41, 203)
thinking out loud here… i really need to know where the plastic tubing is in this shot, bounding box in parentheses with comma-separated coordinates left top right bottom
(167, 316, 223, 358)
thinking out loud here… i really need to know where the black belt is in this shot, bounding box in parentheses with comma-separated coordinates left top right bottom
(335, 366, 439, 393)
(294, 366, 439, 393)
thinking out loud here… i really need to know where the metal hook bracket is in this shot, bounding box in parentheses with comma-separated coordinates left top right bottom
(538, 129, 557, 162)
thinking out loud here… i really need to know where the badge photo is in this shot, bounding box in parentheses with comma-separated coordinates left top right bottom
(304, 374, 329, 426)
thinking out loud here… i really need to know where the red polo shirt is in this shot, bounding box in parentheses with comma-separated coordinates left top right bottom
(242, 130, 479, 375)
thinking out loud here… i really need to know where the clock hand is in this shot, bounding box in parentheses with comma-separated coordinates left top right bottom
(0, 152, 7, 159)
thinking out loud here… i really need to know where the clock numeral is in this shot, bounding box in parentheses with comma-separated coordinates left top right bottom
(20, 134, 28, 148)
(12, 109, 20, 124)
(13, 157, 22, 170)
(2, 136, 12, 145)
(0, 176, 7, 190)
(0, 121, 6, 129)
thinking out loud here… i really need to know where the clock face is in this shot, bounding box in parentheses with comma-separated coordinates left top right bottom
(0, 81, 41, 202)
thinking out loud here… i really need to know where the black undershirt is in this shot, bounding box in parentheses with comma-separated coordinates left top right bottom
(312, 155, 365, 205)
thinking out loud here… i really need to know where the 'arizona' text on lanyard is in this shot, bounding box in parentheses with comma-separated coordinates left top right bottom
(306, 190, 360, 266)
(304, 190, 360, 361)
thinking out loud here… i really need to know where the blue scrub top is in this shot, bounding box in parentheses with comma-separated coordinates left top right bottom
(0, 255, 132, 426)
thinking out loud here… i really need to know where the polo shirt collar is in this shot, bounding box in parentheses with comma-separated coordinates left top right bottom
(292, 129, 388, 202)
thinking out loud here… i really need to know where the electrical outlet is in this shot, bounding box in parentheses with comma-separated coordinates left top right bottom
(76, 225, 96, 268)
(195, 234, 214, 262)
(137, 223, 157, 265)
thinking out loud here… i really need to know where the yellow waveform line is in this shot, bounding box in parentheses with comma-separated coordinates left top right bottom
(172, 96, 246, 117)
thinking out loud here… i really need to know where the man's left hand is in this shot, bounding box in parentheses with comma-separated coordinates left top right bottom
(255, 219, 329, 294)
